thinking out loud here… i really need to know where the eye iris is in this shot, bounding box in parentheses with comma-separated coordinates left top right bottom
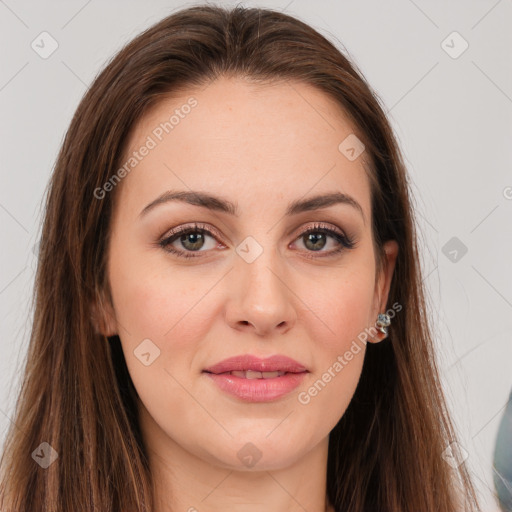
(181, 232, 205, 251)
(304, 232, 326, 251)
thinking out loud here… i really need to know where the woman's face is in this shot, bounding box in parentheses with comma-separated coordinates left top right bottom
(101, 77, 397, 471)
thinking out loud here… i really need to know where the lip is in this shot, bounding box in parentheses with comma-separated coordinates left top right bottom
(203, 354, 308, 374)
(203, 354, 309, 402)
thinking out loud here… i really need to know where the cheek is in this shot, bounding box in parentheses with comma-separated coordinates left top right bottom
(109, 242, 214, 343)
(108, 259, 215, 434)
(287, 266, 374, 429)
(108, 250, 228, 424)
(300, 264, 376, 354)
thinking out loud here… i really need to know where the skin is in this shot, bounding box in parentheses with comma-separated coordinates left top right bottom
(96, 76, 398, 512)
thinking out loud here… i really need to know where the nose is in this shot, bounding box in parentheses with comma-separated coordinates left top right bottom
(225, 246, 297, 337)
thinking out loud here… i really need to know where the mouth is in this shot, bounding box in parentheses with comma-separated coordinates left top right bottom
(202, 354, 309, 402)
(204, 369, 304, 379)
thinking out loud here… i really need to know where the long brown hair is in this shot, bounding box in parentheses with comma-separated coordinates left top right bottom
(0, 4, 481, 511)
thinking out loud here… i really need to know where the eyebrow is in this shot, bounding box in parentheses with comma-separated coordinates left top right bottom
(139, 190, 366, 224)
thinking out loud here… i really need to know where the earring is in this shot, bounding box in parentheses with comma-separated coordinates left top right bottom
(373, 313, 391, 342)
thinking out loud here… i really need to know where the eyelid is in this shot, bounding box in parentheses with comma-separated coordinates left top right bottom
(162, 220, 346, 240)
(160, 222, 225, 244)
(290, 221, 345, 239)
(158, 220, 355, 258)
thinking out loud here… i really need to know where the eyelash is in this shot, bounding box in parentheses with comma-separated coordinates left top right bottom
(158, 222, 356, 260)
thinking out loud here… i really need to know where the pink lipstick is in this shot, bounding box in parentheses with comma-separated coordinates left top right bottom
(203, 354, 308, 402)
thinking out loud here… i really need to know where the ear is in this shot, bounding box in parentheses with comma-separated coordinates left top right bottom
(369, 239, 399, 342)
(90, 288, 117, 337)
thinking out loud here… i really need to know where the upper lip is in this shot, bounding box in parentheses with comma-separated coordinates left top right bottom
(203, 354, 308, 374)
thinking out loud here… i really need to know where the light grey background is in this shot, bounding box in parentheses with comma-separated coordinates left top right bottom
(1, 0, 511, 509)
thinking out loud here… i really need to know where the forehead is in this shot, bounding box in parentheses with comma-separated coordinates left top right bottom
(116, 77, 372, 222)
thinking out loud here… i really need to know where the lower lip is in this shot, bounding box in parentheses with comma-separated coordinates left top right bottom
(204, 371, 308, 402)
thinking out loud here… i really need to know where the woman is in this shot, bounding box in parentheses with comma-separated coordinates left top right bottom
(0, 4, 481, 511)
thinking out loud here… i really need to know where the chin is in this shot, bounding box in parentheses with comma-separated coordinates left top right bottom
(201, 437, 307, 472)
